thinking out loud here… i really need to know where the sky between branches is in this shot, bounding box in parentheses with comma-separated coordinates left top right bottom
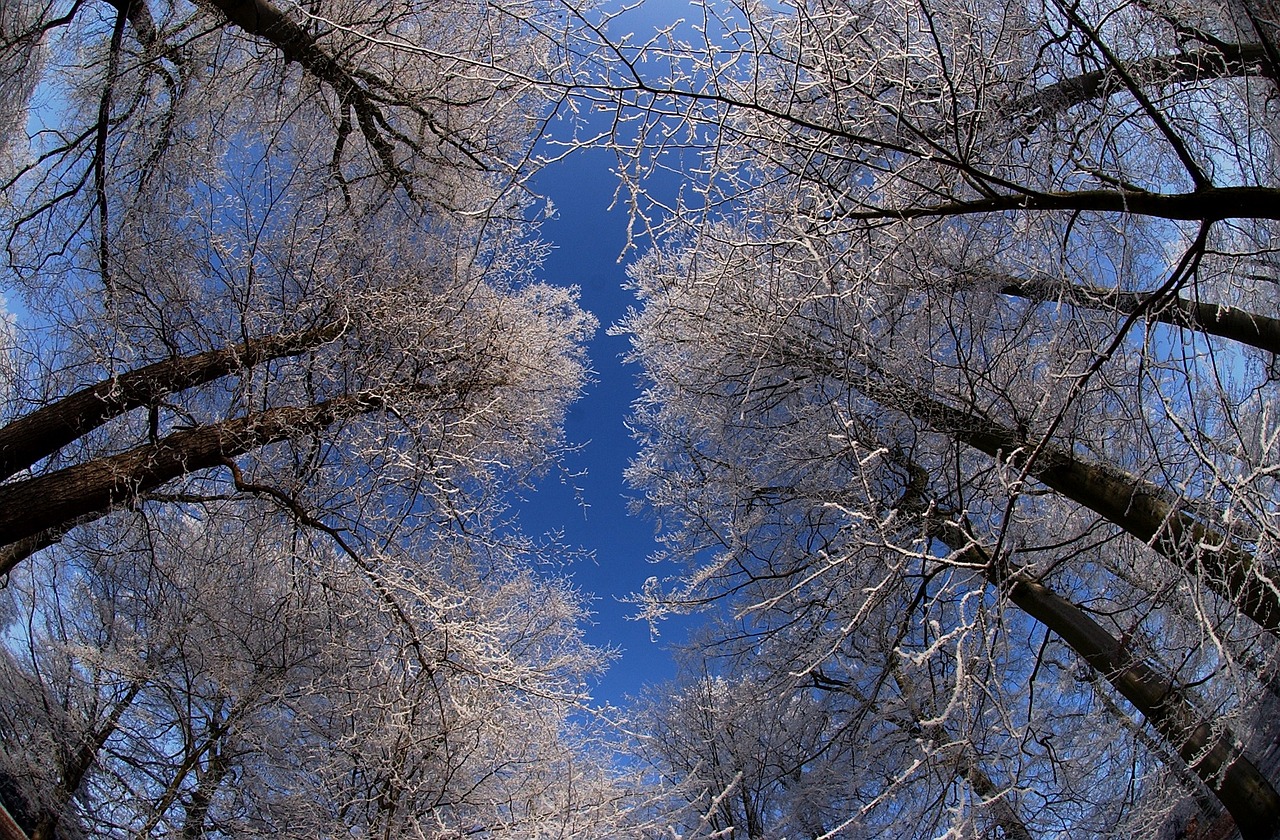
(522, 0, 701, 708)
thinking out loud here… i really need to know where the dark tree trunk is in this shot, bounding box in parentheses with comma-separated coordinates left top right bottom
(0, 390, 388, 551)
(846, 185, 1280, 224)
(996, 274, 1280, 355)
(862, 374, 1280, 636)
(0, 319, 345, 481)
(1228, 0, 1280, 82)
(936, 523, 1280, 837)
(999, 43, 1268, 131)
(1003, 567, 1280, 837)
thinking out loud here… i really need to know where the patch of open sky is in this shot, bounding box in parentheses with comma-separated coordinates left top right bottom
(519, 0, 725, 707)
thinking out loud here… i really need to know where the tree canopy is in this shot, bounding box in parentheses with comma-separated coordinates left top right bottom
(0, 1, 618, 836)
(615, 0, 1280, 836)
(3, 0, 1280, 837)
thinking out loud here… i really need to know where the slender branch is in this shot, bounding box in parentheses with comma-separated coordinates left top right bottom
(993, 273, 1280, 354)
(93, 0, 131, 295)
(219, 459, 444, 688)
(31, 681, 144, 840)
(202, 0, 420, 194)
(889, 664, 1033, 840)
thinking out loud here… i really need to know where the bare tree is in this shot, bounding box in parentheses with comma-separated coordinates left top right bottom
(604, 0, 1280, 835)
(0, 0, 592, 585)
(627, 656, 1010, 840)
(0, 1, 628, 836)
(0, 505, 626, 838)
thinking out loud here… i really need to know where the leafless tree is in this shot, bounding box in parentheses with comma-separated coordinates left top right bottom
(0, 1, 625, 835)
(631, 657, 944, 840)
(604, 0, 1280, 835)
(0, 504, 627, 838)
(0, 0, 596, 590)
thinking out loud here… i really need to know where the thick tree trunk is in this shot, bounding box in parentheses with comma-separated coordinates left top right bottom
(862, 374, 1280, 636)
(936, 524, 1280, 837)
(0, 516, 96, 577)
(181, 749, 229, 840)
(0, 389, 390, 551)
(134, 699, 242, 839)
(1003, 568, 1280, 838)
(0, 318, 345, 481)
(1228, 0, 1280, 81)
(205, 0, 338, 71)
(957, 757, 1033, 840)
(846, 185, 1280, 223)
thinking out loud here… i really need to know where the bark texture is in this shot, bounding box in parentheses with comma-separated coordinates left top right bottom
(996, 274, 1280, 354)
(862, 374, 1280, 635)
(937, 522, 1280, 837)
(0, 319, 345, 480)
(1001, 43, 1268, 130)
(0, 389, 390, 549)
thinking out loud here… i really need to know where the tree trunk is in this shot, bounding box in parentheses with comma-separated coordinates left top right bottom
(938, 523, 1280, 837)
(1228, 0, 1280, 81)
(859, 372, 1280, 636)
(181, 748, 229, 840)
(205, 0, 333, 67)
(998, 43, 1269, 131)
(995, 274, 1280, 355)
(0, 318, 345, 480)
(845, 185, 1280, 224)
(0, 389, 394, 551)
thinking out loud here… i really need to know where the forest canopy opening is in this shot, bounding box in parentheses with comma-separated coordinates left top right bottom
(3, 0, 1280, 837)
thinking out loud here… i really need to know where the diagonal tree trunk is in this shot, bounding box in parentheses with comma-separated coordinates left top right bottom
(0, 318, 345, 481)
(855, 371, 1280, 636)
(998, 43, 1268, 132)
(0, 381, 462, 554)
(930, 520, 1280, 838)
(993, 273, 1280, 354)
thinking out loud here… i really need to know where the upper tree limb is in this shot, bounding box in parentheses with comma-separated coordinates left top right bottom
(992, 273, 1280, 354)
(0, 318, 345, 481)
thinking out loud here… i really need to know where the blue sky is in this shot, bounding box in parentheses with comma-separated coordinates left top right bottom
(526, 140, 680, 707)
(524, 140, 691, 706)
(522, 0, 701, 707)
